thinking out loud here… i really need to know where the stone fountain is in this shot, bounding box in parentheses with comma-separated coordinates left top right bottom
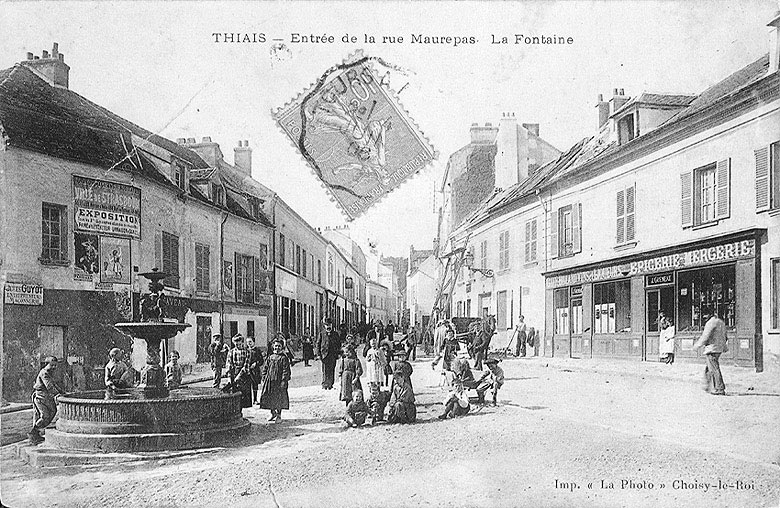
(43, 269, 250, 454)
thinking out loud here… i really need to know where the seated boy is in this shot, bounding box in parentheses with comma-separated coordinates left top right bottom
(476, 358, 505, 406)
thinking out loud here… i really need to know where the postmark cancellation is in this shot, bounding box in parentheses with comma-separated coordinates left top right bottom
(274, 52, 437, 220)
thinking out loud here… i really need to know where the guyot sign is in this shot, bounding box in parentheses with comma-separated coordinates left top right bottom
(4, 283, 44, 305)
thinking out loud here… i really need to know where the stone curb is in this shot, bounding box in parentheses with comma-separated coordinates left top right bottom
(0, 403, 33, 415)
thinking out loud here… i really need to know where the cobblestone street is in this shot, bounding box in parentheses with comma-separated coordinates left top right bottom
(3, 356, 779, 508)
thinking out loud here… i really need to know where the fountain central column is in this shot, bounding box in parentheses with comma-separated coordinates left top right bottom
(138, 331, 168, 397)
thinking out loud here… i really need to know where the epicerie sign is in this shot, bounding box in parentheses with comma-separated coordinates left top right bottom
(73, 176, 141, 239)
(4, 283, 44, 305)
(547, 239, 755, 288)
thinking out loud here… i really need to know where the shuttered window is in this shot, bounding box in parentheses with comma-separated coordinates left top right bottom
(681, 160, 730, 228)
(524, 218, 537, 263)
(162, 232, 179, 288)
(195, 243, 210, 293)
(756, 142, 780, 212)
(557, 203, 582, 257)
(498, 230, 510, 270)
(616, 184, 636, 244)
(480, 240, 488, 269)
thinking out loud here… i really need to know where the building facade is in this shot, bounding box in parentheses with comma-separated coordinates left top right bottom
(0, 48, 274, 401)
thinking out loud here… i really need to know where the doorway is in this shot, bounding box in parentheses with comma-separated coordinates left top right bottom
(645, 286, 674, 360)
(196, 316, 211, 363)
(570, 297, 583, 358)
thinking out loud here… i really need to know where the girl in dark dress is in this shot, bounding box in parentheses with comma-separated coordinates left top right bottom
(259, 338, 291, 422)
(339, 343, 363, 407)
(302, 329, 315, 367)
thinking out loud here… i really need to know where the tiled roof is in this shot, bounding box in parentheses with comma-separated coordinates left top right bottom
(664, 54, 770, 124)
(635, 93, 696, 107)
(0, 64, 209, 170)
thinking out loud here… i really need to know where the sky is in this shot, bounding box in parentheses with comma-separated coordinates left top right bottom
(1, 0, 776, 257)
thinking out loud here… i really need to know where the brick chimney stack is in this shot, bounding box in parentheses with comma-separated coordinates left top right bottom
(609, 88, 629, 115)
(21, 42, 70, 88)
(596, 93, 610, 130)
(234, 140, 252, 177)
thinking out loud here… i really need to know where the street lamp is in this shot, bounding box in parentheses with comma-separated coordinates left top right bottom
(463, 249, 494, 278)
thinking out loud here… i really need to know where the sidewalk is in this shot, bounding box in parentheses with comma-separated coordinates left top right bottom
(510, 354, 780, 395)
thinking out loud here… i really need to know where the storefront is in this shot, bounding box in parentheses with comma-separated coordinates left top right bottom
(544, 229, 764, 369)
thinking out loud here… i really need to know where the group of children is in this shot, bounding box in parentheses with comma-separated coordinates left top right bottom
(340, 334, 417, 428)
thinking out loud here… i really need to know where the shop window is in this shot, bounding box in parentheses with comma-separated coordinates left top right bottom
(755, 141, 780, 212)
(616, 184, 636, 245)
(162, 232, 180, 288)
(227, 321, 238, 338)
(677, 265, 736, 332)
(524, 219, 537, 263)
(681, 160, 730, 228)
(773, 259, 780, 331)
(554, 289, 569, 335)
(593, 280, 631, 333)
(498, 231, 510, 271)
(41, 202, 68, 265)
(195, 243, 210, 293)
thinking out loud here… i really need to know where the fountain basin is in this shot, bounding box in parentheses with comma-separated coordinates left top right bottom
(47, 387, 250, 453)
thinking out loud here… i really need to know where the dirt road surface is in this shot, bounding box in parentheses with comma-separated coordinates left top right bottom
(2, 356, 779, 508)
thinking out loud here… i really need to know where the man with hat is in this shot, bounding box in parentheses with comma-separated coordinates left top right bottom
(29, 356, 64, 444)
(209, 333, 230, 389)
(317, 317, 342, 390)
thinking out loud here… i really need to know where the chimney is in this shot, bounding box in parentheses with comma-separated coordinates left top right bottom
(183, 136, 223, 166)
(596, 93, 610, 130)
(769, 10, 780, 74)
(469, 122, 498, 144)
(495, 112, 519, 189)
(20, 42, 70, 88)
(234, 140, 252, 177)
(609, 88, 629, 114)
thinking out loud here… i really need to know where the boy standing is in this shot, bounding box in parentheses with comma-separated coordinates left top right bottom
(165, 350, 183, 389)
(29, 356, 63, 445)
(105, 348, 130, 390)
(209, 334, 229, 389)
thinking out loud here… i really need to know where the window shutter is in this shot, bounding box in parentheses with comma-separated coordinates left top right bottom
(572, 202, 582, 254)
(715, 158, 730, 219)
(680, 171, 693, 228)
(626, 185, 636, 241)
(616, 189, 625, 244)
(755, 146, 770, 212)
(155, 231, 162, 271)
(60, 206, 69, 260)
(171, 236, 179, 287)
(234, 252, 240, 302)
(550, 208, 559, 259)
(531, 219, 537, 261)
(253, 257, 261, 303)
(524, 222, 530, 263)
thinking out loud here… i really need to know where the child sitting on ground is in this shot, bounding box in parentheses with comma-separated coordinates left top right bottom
(476, 358, 504, 406)
(439, 379, 470, 419)
(345, 389, 370, 428)
(165, 350, 183, 389)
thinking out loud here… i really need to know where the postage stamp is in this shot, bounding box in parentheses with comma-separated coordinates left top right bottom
(273, 53, 437, 220)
